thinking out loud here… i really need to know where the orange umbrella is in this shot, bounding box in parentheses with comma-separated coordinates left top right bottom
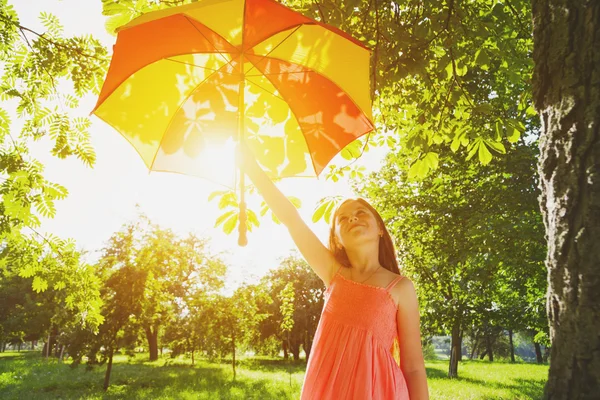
(93, 0, 374, 245)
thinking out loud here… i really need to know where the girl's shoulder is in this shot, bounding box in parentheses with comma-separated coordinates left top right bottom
(386, 273, 416, 308)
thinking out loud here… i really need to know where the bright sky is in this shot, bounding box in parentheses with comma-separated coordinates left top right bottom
(11, 0, 388, 293)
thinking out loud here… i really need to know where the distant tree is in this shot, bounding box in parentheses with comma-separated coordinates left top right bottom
(257, 254, 325, 361)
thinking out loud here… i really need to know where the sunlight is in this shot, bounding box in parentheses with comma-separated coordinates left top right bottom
(195, 136, 238, 187)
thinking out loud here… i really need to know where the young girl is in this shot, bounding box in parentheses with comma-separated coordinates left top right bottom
(240, 146, 429, 399)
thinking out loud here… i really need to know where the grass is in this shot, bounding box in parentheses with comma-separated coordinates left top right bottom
(0, 351, 548, 399)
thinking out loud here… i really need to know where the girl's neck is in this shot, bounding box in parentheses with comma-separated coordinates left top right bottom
(345, 245, 380, 273)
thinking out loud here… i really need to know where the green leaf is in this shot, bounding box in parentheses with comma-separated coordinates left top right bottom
(208, 190, 229, 202)
(214, 210, 236, 228)
(218, 192, 238, 210)
(32, 276, 48, 293)
(246, 209, 260, 232)
(494, 120, 503, 141)
(312, 200, 328, 223)
(340, 139, 362, 160)
(222, 213, 238, 235)
(474, 49, 490, 70)
(478, 140, 493, 165)
(485, 139, 506, 155)
(423, 152, 439, 170)
(506, 126, 521, 143)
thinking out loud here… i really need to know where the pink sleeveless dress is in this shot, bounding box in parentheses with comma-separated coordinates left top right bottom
(300, 268, 410, 399)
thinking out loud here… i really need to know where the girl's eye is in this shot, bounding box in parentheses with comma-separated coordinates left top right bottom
(339, 216, 347, 222)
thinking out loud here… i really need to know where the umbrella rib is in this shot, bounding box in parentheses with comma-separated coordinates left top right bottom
(244, 25, 302, 76)
(165, 58, 229, 73)
(245, 70, 313, 77)
(244, 78, 286, 102)
(148, 62, 229, 172)
(183, 16, 236, 70)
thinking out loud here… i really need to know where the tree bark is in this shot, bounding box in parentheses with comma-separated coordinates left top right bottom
(448, 320, 461, 378)
(145, 326, 159, 362)
(486, 335, 494, 362)
(535, 342, 544, 364)
(532, 0, 600, 398)
(231, 331, 236, 380)
(282, 339, 288, 360)
(470, 338, 478, 360)
(509, 330, 516, 363)
(103, 348, 114, 392)
(291, 340, 300, 361)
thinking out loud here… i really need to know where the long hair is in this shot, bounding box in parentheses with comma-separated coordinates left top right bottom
(328, 198, 400, 274)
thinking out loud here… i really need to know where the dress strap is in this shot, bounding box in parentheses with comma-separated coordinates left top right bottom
(385, 276, 404, 292)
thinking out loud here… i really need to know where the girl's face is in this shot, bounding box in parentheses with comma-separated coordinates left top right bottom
(334, 200, 382, 250)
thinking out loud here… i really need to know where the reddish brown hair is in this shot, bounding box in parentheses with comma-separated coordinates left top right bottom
(328, 198, 400, 274)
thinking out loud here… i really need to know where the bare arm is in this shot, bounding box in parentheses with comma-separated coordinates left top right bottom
(395, 279, 429, 399)
(239, 145, 339, 286)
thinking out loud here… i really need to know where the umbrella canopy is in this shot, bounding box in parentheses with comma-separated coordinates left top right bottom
(92, 0, 374, 188)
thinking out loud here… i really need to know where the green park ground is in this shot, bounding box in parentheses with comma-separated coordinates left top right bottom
(0, 351, 548, 399)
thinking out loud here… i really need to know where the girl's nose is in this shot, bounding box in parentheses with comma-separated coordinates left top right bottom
(348, 215, 358, 222)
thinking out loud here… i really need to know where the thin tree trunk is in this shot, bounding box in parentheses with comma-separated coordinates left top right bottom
(46, 331, 51, 360)
(231, 331, 236, 380)
(282, 339, 288, 360)
(103, 348, 114, 392)
(479, 350, 487, 360)
(470, 337, 479, 360)
(486, 335, 494, 362)
(509, 330, 515, 363)
(458, 330, 463, 361)
(532, 0, 600, 398)
(535, 342, 544, 364)
(448, 320, 461, 378)
(191, 348, 195, 366)
(145, 326, 159, 361)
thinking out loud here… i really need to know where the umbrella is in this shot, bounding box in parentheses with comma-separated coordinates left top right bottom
(92, 0, 374, 246)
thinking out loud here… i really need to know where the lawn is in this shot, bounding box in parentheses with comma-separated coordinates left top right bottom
(0, 351, 548, 399)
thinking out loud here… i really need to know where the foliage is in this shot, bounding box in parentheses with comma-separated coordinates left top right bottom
(356, 141, 547, 375)
(255, 254, 325, 361)
(0, 0, 109, 330)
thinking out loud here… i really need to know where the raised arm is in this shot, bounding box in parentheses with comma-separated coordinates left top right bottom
(239, 145, 339, 286)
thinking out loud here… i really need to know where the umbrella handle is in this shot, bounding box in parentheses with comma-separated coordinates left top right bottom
(238, 169, 248, 247)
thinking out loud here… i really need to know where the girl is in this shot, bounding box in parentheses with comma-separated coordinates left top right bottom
(240, 146, 429, 399)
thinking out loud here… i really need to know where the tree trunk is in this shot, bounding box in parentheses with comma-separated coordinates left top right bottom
(291, 340, 300, 362)
(304, 329, 313, 361)
(448, 320, 461, 378)
(470, 336, 479, 360)
(509, 330, 515, 363)
(486, 335, 494, 362)
(231, 331, 236, 380)
(458, 330, 464, 361)
(103, 348, 114, 392)
(145, 326, 159, 362)
(535, 342, 544, 364)
(282, 339, 288, 360)
(532, 0, 600, 398)
(191, 348, 195, 366)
